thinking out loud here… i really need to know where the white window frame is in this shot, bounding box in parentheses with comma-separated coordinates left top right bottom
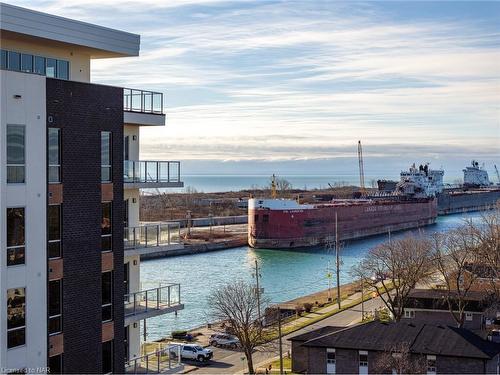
(327, 348, 336, 364)
(427, 355, 437, 374)
(6, 124, 26, 184)
(404, 309, 415, 318)
(7, 287, 26, 349)
(359, 350, 368, 367)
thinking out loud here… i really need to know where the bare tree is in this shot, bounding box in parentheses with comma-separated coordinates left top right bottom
(209, 280, 266, 374)
(373, 342, 427, 374)
(432, 226, 484, 328)
(351, 234, 433, 321)
(466, 208, 500, 298)
(269, 176, 292, 197)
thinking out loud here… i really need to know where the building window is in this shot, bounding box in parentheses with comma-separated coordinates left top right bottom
(465, 312, 473, 321)
(34, 56, 46, 75)
(102, 271, 113, 322)
(48, 205, 62, 259)
(7, 288, 26, 348)
(326, 348, 336, 374)
(263, 214, 269, 223)
(7, 125, 25, 183)
(102, 340, 113, 374)
(426, 355, 436, 374)
(102, 202, 112, 252)
(327, 348, 336, 364)
(7, 207, 25, 266)
(48, 280, 62, 335)
(101, 131, 112, 182)
(8, 51, 20, 71)
(46, 58, 57, 78)
(1, 49, 7, 69)
(124, 262, 130, 295)
(48, 128, 61, 183)
(1, 49, 69, 79)
(20, 54, 33, 73)
(57, 60, 69, 80)
(48, 354, 63, 374)
(359, 351, 368, 367)
(404, 310, 415, 319)
(124, 326, 129, 361)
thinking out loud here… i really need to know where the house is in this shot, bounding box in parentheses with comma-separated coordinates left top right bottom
(289, 320, 500, 374)
(403, 289, 493, 330)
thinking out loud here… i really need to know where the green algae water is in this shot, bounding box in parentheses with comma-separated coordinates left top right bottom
(140, 211, 484, 341)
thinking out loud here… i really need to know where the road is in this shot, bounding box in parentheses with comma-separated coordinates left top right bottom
(182, 295, 387, 374)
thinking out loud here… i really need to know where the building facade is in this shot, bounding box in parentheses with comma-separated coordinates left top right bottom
(1, 3, 183, 373)
(289, 321, 500, 374)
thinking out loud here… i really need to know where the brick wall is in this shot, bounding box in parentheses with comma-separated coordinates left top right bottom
(46, 78, 124, 373)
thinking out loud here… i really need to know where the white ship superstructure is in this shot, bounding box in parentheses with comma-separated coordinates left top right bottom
(397, 164, 444, 198)
(463, 160, 491, 187)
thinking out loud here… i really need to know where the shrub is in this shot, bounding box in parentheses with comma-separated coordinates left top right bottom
(171, 330, 188, 339)
(303, 303, 313, 313)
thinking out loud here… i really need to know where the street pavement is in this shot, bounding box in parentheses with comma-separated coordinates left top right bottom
(181, 295, 387, 374)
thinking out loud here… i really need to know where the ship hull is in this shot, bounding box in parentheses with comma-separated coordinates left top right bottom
(248, 198, 437, 249)
(437, 189, 500, 215)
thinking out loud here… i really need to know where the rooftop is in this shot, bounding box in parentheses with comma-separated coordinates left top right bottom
(291, 320, 500, 360)
(0, 2, 140, 58)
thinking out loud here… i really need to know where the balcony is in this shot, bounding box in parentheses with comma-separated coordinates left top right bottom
(124, 284, 184, 325)
(123, 88, 165, 126)
(125, 345, 183, 374)
(124, 223, 184, 257)
(124, 160, 183, 189)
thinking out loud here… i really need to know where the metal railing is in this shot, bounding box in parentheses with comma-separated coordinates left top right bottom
(125, 344, 181, 373)
(124, 88, 163, 114)
(124, 284, 181, 318)
(124, 160, 181, 184)
(124, 223, 181, 250)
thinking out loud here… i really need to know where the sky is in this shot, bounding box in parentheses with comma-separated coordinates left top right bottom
(17, 0, 500, 177)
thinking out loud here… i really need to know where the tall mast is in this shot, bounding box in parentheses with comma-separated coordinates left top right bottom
(358, 140, 365, 194)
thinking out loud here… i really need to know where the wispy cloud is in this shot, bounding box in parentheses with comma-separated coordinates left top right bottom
(14, 0, 500, 171)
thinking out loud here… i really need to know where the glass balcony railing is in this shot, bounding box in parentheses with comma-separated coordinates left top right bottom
(123, 88, 163, 114)
(124, 160, 181, 184)
(125, 344, 182, 373)
(124, 283, 181, 318)
(124, 223, 181, 250)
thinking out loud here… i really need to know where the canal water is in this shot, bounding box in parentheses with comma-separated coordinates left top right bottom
(140, 211, 482, 341)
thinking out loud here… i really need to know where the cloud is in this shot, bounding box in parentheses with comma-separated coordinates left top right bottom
(13, 0, 500, 169)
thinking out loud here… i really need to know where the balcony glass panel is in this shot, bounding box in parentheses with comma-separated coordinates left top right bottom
(124, 160, 181, 184)
(123, 88, 163, 114)
(124, 223, 180, 250)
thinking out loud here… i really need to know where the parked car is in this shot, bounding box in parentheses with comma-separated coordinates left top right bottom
(168, 343, 213, 362)
(209, 333, 240, 349)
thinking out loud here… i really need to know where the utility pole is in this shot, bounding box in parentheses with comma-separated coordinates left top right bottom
(361, 278, 364, 321)
(335, 212, 341, 309)
(327, 260, 332, 302)
(255, 259, 262, 321)
(277, 306, 283, 375)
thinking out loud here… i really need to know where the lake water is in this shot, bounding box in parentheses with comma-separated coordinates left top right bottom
(158, 174, 462, 194)
(140, 211, 482, 341)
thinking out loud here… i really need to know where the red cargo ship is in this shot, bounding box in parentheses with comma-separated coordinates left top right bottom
(248, 197, 437, 249)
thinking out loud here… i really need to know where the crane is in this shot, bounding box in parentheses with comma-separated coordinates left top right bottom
(494, 165, 500, 184)
(358, 140, 365, 194)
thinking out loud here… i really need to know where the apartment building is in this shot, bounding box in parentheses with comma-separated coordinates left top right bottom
(1, 3, 183, 373)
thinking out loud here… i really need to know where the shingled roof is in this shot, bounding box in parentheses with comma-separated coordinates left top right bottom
(290, 320, 500, 360)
